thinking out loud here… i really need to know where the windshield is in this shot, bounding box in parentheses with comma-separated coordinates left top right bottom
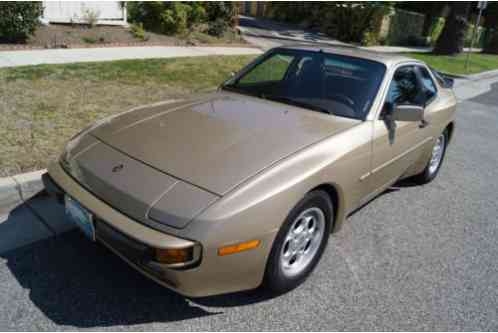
(223, 49, 386, 120)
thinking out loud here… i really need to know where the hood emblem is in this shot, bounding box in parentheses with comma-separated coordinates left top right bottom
(112, 164, 124, 173)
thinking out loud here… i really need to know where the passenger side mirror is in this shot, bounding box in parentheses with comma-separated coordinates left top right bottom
(392, 105, 424, 122)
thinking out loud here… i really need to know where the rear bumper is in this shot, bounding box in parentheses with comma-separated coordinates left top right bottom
(44, 162, 217, 297)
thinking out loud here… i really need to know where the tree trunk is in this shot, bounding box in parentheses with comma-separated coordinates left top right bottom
(483, 32, 498, 54)
(483, 2, 498, 54)
(433, 2, 471, 55)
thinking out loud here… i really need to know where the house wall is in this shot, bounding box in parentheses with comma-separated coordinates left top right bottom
(42, 1, 127, 26)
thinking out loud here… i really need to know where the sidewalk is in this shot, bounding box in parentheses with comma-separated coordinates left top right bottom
(0, 46, 262, 68)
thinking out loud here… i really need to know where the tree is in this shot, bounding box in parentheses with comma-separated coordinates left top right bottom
(483, 2, 498, 54)
(433, 2, 471, 55)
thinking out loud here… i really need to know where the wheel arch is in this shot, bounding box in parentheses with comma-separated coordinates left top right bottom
(309, 183, 346, 234)
(446, 121, 455, 144)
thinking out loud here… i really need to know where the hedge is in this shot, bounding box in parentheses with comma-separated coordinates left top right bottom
(0, 2, 43, 43)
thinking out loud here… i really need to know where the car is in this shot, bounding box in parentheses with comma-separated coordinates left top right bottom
(43, 45, 456, 297)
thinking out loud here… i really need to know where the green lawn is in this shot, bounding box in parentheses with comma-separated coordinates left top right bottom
(0, 55, 257, 177)
(407, 52, 498, 76)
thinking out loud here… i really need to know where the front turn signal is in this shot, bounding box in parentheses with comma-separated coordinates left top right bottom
(218, 240, 261, 256)
(155, 247, 193, 264)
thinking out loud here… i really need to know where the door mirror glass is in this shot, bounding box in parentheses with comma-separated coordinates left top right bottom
(392, 105, 424, 122)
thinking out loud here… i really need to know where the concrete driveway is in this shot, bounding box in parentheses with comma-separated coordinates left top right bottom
(1, 83, 498, 330)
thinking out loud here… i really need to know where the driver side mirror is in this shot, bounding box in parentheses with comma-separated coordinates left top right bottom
(391, 104, 424, 122)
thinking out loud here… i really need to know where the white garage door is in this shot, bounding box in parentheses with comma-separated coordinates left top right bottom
(42, 1, 127, 26)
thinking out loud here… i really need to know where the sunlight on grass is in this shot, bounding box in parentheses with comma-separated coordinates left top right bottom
(408, 52, 498, 76)
(0, 55, 257, 177)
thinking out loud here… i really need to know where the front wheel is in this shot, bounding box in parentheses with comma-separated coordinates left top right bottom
(413, 129, 448, 184)
(263, 190, 333, 294)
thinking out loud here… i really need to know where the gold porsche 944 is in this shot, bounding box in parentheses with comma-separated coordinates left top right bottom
(44, 46, 456, 297)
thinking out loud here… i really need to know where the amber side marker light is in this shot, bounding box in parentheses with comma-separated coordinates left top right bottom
(155, 247, 193, 264)
(218, 240, 261, 256)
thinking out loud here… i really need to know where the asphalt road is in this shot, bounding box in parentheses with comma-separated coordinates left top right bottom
(1, 86, 498, 330)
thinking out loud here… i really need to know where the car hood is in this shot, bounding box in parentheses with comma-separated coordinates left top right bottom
(90, 92, 359, 195)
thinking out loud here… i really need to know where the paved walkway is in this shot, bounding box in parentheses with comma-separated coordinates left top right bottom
(0, 46, 262, 68)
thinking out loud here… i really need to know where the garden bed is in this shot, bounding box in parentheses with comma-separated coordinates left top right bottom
(0, 24, 247, 51)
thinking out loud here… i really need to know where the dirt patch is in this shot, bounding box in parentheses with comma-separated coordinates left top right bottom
(0, 24, 248, 51)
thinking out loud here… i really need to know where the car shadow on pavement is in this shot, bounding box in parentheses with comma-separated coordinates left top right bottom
(0, 230, 224, 327)
(1, 216, 279, 328)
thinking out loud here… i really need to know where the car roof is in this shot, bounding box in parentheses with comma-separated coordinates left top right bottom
(276, 44, 421, 68)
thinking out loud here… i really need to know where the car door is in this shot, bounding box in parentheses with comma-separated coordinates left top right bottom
(368, 64, 434, 194)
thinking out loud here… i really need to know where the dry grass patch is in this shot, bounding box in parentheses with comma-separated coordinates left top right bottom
(0, 55, 256, 177)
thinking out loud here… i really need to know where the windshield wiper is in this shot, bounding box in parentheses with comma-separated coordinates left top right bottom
(265, 95, 333, 115)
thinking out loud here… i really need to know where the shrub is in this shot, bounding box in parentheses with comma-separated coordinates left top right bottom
(361, 31, 379, 46)
(207, 18, 228, 37)
(81, 36, 105, 44)
(205, 2, 236, 27)
(188, 2, 207, 27)
(127, 2, 217, 36)
(81, 7, 100, 27)
(268, 2, 392, 44)
(130, 23, 149, 41)
(0, 2, 44, 43)
(160, 2, 190, 35)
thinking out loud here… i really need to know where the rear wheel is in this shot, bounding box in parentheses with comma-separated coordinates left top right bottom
(413, 129, 448, 184)
(264, 190, 333, 294)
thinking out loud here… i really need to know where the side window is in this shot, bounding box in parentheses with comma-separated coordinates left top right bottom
(238, 54, 294, 84)
(417, 66, 437, 103)
(386, 66, 423, 106)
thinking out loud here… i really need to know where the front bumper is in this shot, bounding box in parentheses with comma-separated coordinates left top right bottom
(45, 162, 272, 297)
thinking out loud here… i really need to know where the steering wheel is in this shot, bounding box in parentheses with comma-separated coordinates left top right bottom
(329, 94, 355, 108)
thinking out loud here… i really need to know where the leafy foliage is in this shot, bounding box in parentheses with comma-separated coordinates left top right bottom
(127, 2, 234, 36)
(130, 23, 149, 41)
(0, 2, 44, 43)
(205, 2, 236, 26)
(207, 18, 228, 37)
(267, 2, 392, 44)
(160, 2, 191, 34)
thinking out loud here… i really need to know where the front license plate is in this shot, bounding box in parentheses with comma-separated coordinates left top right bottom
(65, 195, 95, 241)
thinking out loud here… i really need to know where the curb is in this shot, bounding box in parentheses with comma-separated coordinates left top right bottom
(0, 42, 260, 52)
(467, 69, 498, 82)
(0, 169, 46, 216)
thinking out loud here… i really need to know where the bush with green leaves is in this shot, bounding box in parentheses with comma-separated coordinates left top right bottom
(0, 2, 44, 43)
(207, 18, 228, 37)
(267, 2, 392, 44)
(130, 23, 149, 41)
(127, 2, 234, 36)
(160, 2, 191, 35)
(205, 2, 236, 27)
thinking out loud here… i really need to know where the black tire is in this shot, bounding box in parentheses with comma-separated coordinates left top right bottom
(263, 190, 333, 294)
(413, 129, 448, 184)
